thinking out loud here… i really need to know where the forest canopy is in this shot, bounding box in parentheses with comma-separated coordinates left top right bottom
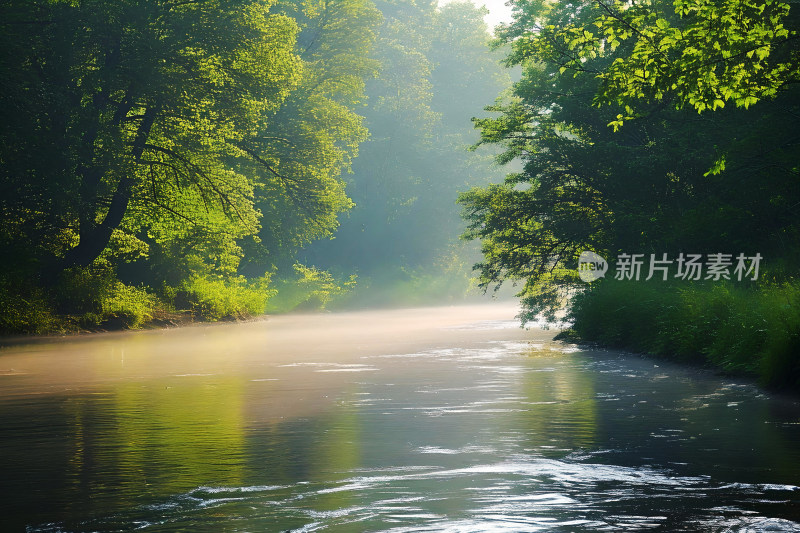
(459, 0, 800, 388)
(0, 0, 509, 332)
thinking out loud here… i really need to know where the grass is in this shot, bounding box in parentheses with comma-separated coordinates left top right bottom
(0, 268, 276, 335)
(566, 278, 800, 391)
(0, 278, 60, 335)
(0, 268, 161, 334)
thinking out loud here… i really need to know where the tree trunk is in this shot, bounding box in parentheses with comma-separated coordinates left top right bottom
(50, 101, 159, 275)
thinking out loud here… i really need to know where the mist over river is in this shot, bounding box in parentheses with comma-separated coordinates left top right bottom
(1, 305, 799, 532)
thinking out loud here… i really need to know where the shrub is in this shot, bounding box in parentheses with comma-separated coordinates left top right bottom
(0, 278, 59, 335)
(181, 274, 275, 320)
(266, 264, 356, 313)
(101, 282, 158, 329)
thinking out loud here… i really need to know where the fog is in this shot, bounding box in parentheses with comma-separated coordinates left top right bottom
(295, 0, 512, 308)
(0, 304, 533, 401)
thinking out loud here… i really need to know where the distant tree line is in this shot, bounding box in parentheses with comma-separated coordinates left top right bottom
(301, 0, 510, 305)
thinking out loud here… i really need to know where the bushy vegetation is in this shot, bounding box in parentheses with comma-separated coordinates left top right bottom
(265, 265, 356, 313)
(566, 279, 800, 390)
(180, 275, 276, 321)
(0, 269, 159, 334)
(98, 282, 159, 329)
(0, 278, 59, 336)
(460, 0, 800, 391)
(0, 0, 509, 335)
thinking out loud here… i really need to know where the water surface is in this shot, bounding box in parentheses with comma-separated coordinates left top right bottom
(1, 305, 799, 531)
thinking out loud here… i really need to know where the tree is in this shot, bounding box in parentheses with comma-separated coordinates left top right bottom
(459, 0, 800, 322)
(513, 0, 800, 124)
(0, 0, 383, 328)
(240, 0, 382, 275)
(0, 0, 303, 279)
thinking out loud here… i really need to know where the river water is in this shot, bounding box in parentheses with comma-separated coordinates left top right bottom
(1, 304, 799, 532)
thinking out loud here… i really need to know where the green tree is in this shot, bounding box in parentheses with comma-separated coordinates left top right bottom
(517, 0, 800, 123)
(240, 0, 382, 275)
(0, 0, 302, 278)
(0, 0, 381, 329)
(459, 0, 800, 321)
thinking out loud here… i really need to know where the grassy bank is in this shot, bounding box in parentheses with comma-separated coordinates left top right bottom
(0, 269, 275, 336)
(565, 279, 800, 391)
(0, 262, 480, 336)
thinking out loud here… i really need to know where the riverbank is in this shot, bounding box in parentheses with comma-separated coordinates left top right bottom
(562, 279, 800, 392)
(3, 303, 800, 532)
(0, 265, 481, 337)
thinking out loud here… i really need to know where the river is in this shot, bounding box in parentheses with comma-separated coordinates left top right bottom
(1, 304, 799, 532)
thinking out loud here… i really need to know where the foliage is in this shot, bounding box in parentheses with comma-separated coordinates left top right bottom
(459, 0, 800, 388)
(265, 264, 357, 312)
(0, 0, 381, 332)
(567, 279, 800, 390)
(460, 0, 800, 321)
(510, 0, 800, 125)
(1, 0, 301, 275)
(302, 0, 512, 302)
(240, 0, 382, 274)
(0, 278, 59, 336)
(0, 265, 161, 333)
(101, 282, 159, 329)
(181, 274, 276, 321)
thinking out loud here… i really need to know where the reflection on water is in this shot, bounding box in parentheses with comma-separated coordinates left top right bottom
(1, 305, 799, 532)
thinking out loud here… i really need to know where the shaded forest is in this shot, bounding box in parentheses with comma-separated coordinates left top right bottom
(0, 0, 508, 333)
(459, 0, 800, 389)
